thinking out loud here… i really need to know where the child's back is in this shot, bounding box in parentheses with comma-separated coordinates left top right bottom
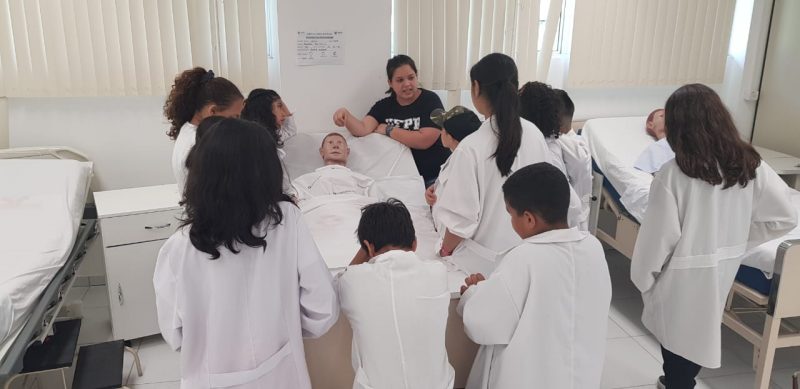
(459, 229, 611, 389)
(338, 251, 454, 389)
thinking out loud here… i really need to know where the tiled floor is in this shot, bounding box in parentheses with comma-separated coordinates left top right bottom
(10, 249, 799, 388)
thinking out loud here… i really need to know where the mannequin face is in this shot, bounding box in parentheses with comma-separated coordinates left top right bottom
(319, 134, 350, 165)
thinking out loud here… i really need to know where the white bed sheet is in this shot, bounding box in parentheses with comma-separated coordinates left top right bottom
(282, 132, 420, 183)
(0, 159, 92, 344)
(583, 116, 654, 222)
(583, 116, 800, 277)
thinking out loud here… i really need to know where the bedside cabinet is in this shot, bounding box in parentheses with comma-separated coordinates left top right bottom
(94, 184, 182, 341)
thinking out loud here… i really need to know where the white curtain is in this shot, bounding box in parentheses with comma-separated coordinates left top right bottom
(0, 0, 268, 97)
(568, 0, 736, 87)
(393, 0, 562, 92)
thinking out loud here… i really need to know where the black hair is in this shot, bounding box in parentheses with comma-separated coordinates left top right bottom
(385, 55, 418, 94)
(241, 88, 284, 146)
(554, 89, 575, 131)
(357, 198, 416, 252)
(194, 116, 226, 143)
(164, 67, 243, 140)
(185, 116, 226, 171)
(519, 81, 561, 139)
(470, 53, 521, 177)
(502, 162, 570, 224)
(181, 118, 290, 259)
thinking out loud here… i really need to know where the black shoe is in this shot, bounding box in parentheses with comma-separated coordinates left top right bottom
(656, 376, 666, 389)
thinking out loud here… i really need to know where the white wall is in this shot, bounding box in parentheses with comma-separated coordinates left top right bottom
(0, 98, 7, 149)
(274, 0, 391, 132)
(9, 96, 173, 191)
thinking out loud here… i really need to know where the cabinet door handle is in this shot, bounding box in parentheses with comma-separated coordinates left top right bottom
(117, 283, 124, 306)
(144, 223, 171, 230)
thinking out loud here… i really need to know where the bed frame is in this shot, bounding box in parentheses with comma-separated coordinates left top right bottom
(0, 219, 98, 387)
(0, 147, 97, 388)
(593, 170, 800, 389)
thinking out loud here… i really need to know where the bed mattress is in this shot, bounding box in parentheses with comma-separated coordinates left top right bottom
(0, 159, 92, 344)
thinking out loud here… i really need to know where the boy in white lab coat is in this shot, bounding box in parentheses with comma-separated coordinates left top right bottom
(458, 162, 612, 389)
(337, 199, 455, 389)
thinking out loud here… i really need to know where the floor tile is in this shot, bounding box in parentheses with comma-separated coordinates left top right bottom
(65, 286, 88, 303)
(697, 371, 781, 389)
(632, 335, 662, 363)
(601, 338, 663, 389)
(126, 336, 181, 385)
(129, 382, 181, 388)
(82, 285, 110, 308)
(770, 368, 799, 389)
(77, 306, 113, 346)
(609, 297, 649, 337)
(608, 317, 629, 339)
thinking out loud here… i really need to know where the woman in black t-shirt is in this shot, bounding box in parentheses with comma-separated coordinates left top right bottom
(332, 55, 451, 187)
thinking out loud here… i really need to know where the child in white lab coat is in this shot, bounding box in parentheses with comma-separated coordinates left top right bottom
(153, 118, 339, 389)
(458, 162, 612, 389)
(240, 88, 298, 149)
(164, 68, 244, 194)
(424, 106, 482, 207)
(520, 82, 592, 228)
(337, 199, 454, 389)
(631, 84, 797, 389)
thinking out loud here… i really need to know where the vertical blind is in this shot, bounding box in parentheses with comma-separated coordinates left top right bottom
(0, 0, 268, 97)
(568, 0, 736, 87)
(393, 0, 563, 91)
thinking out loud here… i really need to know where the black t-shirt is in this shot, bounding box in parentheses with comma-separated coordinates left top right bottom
(367, 89, 451, 184)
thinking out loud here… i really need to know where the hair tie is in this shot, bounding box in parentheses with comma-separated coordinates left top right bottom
(201, 69, 215, 84)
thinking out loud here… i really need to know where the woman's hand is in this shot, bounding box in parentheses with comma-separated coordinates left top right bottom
(333, 108, 349, 127)
(460, 273, 486, 295)
(425, 185, 437, 206)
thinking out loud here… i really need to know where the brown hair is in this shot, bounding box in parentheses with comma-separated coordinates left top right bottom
(645, 108, 664, 139)
(665, 84, 760, 189)
(320, 132, 347, 148)
(163, 67, 243, 140)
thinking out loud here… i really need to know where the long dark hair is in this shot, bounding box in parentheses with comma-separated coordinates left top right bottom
(470, 53, 522, 176)
(181, 118, 290, 259)
(665, 84, 761, 189)
(241, 88, 284, 145)
(519, 81, 561, 139)
(164, 67, 243, 140)
(385, 55, 418, 95)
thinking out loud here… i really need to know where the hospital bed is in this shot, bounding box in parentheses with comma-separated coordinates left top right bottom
(282, 132, 478, 388)
(584, 117, 800, 389)
(0, 147, 96, 387)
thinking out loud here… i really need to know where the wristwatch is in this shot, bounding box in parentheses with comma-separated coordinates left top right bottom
(385, 123, 396, 138)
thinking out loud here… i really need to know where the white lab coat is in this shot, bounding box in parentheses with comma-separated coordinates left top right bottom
(433, 117, 581, 275)
(290, 165, 374, 202)
(546, 135, 592, 231)
(631, 161, 797, 367)
(633, 138, 675, 174)
(556, 131, 593, 220)
(171, 122, 197, 194)
(153, 202, 339, 389)
(337, 250, 454, 389)
(458, 228, 611, 389)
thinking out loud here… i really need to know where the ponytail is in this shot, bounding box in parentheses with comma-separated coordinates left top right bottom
(470, 53, 522, 177)
(164, 67, 243, 140)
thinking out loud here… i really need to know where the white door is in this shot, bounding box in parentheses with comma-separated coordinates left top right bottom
(105, 239, 165, 340)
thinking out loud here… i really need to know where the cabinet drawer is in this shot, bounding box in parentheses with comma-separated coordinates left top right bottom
(101, 209, 182, 247)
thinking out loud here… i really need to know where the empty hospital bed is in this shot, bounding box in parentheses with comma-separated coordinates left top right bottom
(282, 132, 478, 389)
(0, 148, 96, 387)
(583, 116, 800, 389)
